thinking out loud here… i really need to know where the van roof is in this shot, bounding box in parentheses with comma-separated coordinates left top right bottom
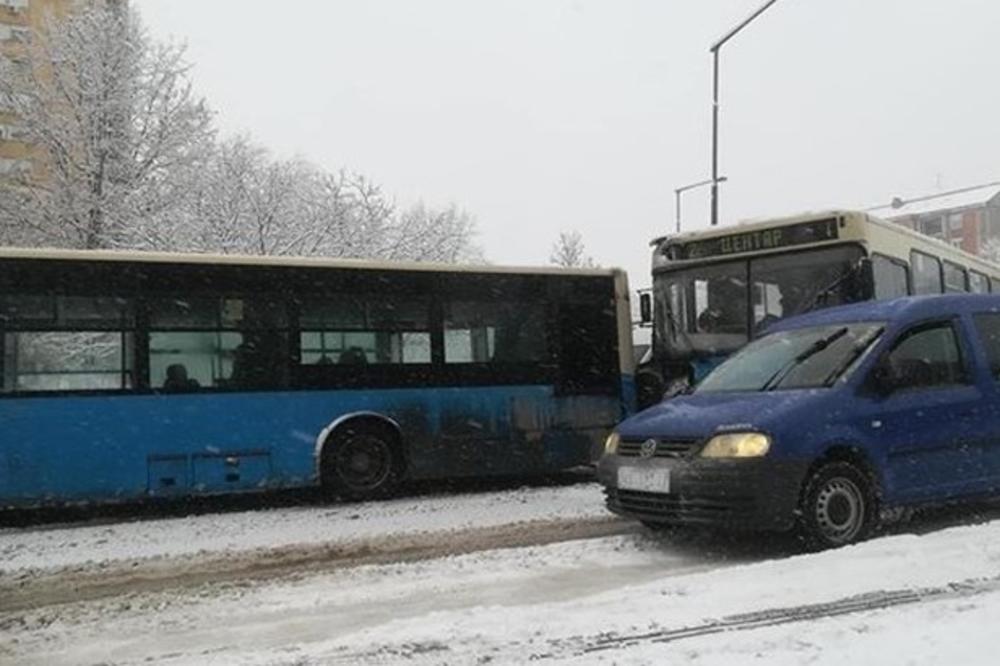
(769, 294, 1000, 332)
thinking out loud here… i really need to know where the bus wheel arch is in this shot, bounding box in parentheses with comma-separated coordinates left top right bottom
(317, 414, 407, 500)
(797, 444, 882, 549)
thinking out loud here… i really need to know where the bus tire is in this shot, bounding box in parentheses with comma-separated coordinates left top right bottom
(321, 421, 403, 501)
(798, 461, 878, 550)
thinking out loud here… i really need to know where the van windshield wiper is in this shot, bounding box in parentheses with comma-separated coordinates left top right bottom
(821, 327, 883, 387)
(761, 327, 849, 391)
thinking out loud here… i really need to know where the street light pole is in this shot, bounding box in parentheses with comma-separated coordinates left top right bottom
(676, 176, 727, 234)
(709, 0, 781, 226)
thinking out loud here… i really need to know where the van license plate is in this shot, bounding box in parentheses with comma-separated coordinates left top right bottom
(618, 467, 671, 493)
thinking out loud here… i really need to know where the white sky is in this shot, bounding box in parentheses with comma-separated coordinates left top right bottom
(134, 0, 1000, 286)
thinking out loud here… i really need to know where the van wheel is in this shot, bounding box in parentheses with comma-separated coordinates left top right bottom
(322, 423, 402, 501)
(799, 461, 878, 549)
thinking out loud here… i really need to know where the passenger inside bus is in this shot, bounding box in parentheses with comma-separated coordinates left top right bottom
(697, 277, 746, 334)
(338, 347, 369, 365)
(162, 364, 200, 392)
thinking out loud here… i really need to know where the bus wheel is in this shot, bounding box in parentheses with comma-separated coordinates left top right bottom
(322, 423, 402, 501)
(799, 461, 878, 550)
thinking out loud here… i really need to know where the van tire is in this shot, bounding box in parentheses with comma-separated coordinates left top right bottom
(321, 422, 403, 501)
(798, 461, 878, 550)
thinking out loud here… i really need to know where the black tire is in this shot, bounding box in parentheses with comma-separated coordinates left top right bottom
(322, 423, 403, 501)
(799, 461, 879, 550)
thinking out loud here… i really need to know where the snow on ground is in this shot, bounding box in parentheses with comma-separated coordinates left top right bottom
(5, 517, 1000, 665)
(0, 483, 608, 574)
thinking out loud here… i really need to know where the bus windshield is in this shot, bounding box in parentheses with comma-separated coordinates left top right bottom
(655, 246, 866, 360)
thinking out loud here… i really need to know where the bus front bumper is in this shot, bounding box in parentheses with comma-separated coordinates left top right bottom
(597, 456, 809, 531)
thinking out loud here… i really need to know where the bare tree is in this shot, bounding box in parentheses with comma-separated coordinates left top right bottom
(0, 2, 213, 249)
(382, 202, 483, 264)
(0, 3, 481, 264)
(550, 230, 596, 268)
(149, 134, 483, 263)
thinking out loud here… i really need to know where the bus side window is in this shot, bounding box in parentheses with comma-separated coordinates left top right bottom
(911, 251, 943, 295)
(1, 295, 134, 393)
(872, 255, 909, 299)
(443, 301, 547, 364)
(970, 271, 990, 294)
(298, 295, 431, 366)
(942, 261, 968, 293)
(148, 296, 289, 391)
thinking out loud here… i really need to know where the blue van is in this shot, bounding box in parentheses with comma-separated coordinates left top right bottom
(599, 294, 1000, 548)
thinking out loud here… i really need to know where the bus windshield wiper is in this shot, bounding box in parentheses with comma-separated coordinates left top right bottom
(801, 259, 864, 314)
(760, 327, 849, 391)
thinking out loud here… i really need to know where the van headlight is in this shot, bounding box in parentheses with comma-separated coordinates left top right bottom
(700, 432, 771, 458)
(604, 432, 621, 455)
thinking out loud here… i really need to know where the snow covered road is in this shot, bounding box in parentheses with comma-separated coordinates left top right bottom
(5, 484, 1000, 664)
(5, 519, 1000, 665)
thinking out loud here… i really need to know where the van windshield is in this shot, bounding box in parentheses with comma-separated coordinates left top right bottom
(696, 322, 884, 393)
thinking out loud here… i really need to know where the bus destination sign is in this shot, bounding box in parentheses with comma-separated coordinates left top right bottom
(668, 217, 840, 261)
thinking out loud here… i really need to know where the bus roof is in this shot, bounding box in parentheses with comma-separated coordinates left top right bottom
(0, 245, 621, 279)
(650, 209, 860, 247)
(651, 208, 999, 275)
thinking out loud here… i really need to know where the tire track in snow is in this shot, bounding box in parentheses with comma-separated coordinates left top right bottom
(559, 577, 1000, 659)
(332, 576, 1000, 664)
(0, 515, 634, 613)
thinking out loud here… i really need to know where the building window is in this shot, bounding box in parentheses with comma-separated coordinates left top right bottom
(0, 123, 28, 142)
(0, 0, 29, 12)
(919, 216, 944, 239)
(0, 158, 31, 176)
(0, 25, 30, 43)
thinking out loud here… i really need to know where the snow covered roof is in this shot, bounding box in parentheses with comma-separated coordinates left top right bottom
(870, 183, 1000, 219)
(0, 245, 620, 278)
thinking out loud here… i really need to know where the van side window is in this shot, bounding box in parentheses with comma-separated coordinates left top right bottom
(883, 323, 967, 390)
(973, 313, 1000, 379)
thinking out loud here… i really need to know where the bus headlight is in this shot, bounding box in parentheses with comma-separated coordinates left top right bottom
(700, 433, 771, 458)
(604, 432, 621, 455)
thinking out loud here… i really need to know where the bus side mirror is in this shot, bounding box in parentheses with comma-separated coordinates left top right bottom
(639, 293, 652, 325)
(857, 258, 874, 300)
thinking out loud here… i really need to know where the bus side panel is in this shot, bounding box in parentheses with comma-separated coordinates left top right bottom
(0, 385, 622, 507)
(0, 390, 432, 506)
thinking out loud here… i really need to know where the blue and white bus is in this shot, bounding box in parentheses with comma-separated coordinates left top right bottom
(0, 248, 635, 508)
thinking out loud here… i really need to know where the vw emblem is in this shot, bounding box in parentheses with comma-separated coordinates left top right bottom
(639, 439, 658, 459)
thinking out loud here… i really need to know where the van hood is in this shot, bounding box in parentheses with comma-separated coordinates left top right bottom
(617, 390, 829, 441)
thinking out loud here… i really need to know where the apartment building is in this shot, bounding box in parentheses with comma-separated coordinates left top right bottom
(869, 183, 1000, 257)
(0, 0, 70, 177)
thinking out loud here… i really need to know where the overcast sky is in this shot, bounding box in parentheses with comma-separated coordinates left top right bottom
(134, 0, 1000, 285)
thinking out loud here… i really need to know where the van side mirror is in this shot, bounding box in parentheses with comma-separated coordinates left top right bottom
(639, 293, 652, 325)
(869, 363, 897, 396)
